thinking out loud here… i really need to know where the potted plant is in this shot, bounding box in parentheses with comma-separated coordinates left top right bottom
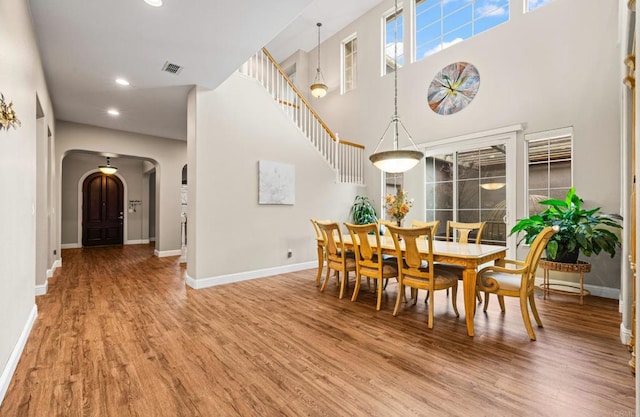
(510, 187, 622, 263)
(349, 195, 378, 225)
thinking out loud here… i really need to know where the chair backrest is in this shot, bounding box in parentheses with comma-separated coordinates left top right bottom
(378, 219, 398, 236)
(345, 223, 383, 269)
(411, 220, 441, 236)
(523, 226, 558, 288)
(446, 221, 486, 244)
(316, 221, 346, 263)
(386, 224, 434, 282)
(310, 219, 330, 242)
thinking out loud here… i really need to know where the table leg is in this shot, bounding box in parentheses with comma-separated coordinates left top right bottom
(543, 268, 548, 300)
(462, 268, 477, 337)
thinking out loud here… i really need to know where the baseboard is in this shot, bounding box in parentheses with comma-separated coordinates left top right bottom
(46, 259, 61, 279)
(35, 280, 48, 296)
(61, 243, 79, 249)
(126, 239, 150, 245)
(154, 249, 182, 258)
(185, 261, 316, 290)
(620, 323, 633, 346)
(0, 304, 37, 407)
(149, 237, 156, 242)
(534, 277, 619, 299)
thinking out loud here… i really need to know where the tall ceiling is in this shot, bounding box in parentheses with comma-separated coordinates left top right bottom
(29, 0, 384, 141)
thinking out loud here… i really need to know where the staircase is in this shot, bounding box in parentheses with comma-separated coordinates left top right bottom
(239, 48, 364, 185)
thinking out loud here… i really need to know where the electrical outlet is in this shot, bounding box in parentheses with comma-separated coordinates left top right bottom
(53, 249, 57, 255)
(287, 249, 292, 258)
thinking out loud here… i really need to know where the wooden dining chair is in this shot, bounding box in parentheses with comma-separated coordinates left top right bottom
(476, 226, 558, 340)
(445, 220, 486, 244)
(386, 224, 459, 329)
(316, 221, 356, 299)
(345, 223, 398, 311)
(310, 219, 329, 286)
(440, 220, 487, 303)
(410, 220, 441, 237)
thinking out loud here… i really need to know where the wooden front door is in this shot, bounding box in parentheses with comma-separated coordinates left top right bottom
(82, 172, 124, 247)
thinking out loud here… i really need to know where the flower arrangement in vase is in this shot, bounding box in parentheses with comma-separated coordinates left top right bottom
(385, 189, 413, 226)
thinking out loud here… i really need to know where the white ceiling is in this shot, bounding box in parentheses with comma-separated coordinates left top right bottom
(29, 0, 384, 141)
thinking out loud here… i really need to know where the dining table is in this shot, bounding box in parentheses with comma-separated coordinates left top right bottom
(342, 234, 507, 337)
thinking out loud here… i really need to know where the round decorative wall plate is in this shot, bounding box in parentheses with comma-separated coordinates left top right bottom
(427, 62, 480, 115)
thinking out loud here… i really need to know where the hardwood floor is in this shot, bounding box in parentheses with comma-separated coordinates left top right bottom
(0, 244, 635, 416)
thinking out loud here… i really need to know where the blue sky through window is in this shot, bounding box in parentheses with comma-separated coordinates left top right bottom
(415, 0, 509, 61)
(527, 0, 554, 12)
(385, 9, 404, 74)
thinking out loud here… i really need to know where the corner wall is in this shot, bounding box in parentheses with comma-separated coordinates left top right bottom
(186, 74, 362, 285)
(0, 0, 56, 405)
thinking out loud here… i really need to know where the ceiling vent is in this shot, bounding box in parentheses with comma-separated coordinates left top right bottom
(162, 61, 183, 75)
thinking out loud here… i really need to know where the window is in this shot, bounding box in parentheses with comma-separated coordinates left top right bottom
(414, 0, 509, 61)
(525, 128, 573, 215)
(526, 0, 555, 12)
(341, 35, 357, 93)
(425, 145, 507, 245)
(383, 7, 404, 75)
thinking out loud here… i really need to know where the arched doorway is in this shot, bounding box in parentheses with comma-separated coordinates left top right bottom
(82, 172, 124, 246)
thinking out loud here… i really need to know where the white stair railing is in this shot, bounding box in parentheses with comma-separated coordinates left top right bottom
(239, 48, 364, 184)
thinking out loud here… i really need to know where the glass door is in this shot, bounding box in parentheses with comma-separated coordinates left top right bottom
(424, 141, 513, 249)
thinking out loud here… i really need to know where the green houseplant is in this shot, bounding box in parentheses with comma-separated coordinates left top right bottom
(349, 195, 378, 225)
(510, 187, 622, 263)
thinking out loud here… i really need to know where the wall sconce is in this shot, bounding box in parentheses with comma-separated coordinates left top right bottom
(128, 200, 142, 212)
(0, 94, 21, 131)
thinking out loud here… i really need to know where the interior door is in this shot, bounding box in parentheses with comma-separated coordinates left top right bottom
(82, 172, 124, 247)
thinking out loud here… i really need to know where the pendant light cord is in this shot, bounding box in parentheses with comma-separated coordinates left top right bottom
(393, 0, 399, 150)
(316, 22, 322, 79)
(370, 0, 421, 154)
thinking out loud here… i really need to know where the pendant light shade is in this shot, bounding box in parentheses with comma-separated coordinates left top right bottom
(369, 149, 423, 173)
(99, 157, 118, 175)
(310, 22, 328, 98)
(369, 0, 423, 173)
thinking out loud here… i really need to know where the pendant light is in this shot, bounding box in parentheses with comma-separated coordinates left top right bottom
(369, 0, 423, 173)
(99, 157, 118, 175)
(310, 22, 328, 98)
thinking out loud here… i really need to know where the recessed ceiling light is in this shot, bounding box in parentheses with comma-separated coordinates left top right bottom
(115, 78, 130, 86)
(107, 109, 120, 116)
(144, 0, 163, 7)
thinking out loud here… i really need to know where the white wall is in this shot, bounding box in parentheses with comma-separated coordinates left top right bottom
(0, 0, 55, 404)
(60, 153, 150, 246)
(186, 74, 362, 284)
(55, 122, 187, 255)
(296, 0, 622, 289)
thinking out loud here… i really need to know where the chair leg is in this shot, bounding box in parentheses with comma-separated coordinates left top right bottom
(427, 291, 435, 329)
(339, 271, 347, 299)
(475, 289, 483, 303)
(315, 247, 324, 286)
(393, 284, 404, 316)
(451, 283, 459, 317)
(520, 295, 537, 341)
(320, 267, 331, 292)
(483, 290, 490, 312)
(498, 295, 506, 312)
(376, 278, 384, 311)
(529, 293, 543, 327)
(411, 288, 418, 305)
(351, 272, 361, 302)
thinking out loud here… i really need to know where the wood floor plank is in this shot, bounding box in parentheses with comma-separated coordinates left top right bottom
(0, 244, 635, 416)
